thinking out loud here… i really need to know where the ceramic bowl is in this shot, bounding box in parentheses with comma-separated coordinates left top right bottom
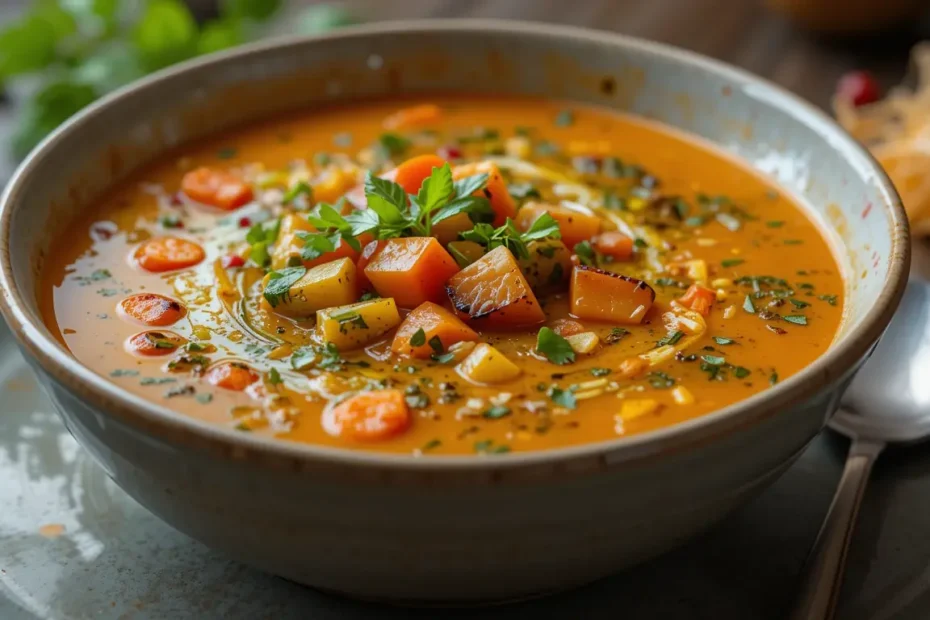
(0, 21, 909, 603)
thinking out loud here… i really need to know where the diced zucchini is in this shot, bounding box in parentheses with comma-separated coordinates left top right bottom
(456, 343, 521, 385)
(270, 258, 357, 318)
(317, 297, 401, 350)
(518, 239, 572, 293)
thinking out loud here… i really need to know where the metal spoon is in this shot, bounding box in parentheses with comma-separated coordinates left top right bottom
(792, 279, 930, 620)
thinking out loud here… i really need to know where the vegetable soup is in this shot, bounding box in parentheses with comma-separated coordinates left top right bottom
(41, 96, 844, 455)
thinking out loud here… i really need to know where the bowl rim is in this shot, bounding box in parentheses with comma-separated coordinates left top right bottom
(0, 19, 910, 474)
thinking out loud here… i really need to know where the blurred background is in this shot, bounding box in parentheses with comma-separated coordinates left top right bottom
(1, 0, 929, 180)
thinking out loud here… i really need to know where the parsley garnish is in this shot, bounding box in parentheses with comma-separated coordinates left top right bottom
(461, 212, 561, 260)
(590, 367, 611, 377)
(713, 337, 735, 345)
(282, 181, 313, 204)
(573, 240, 596, 267)
(818, 294, 838, 306)
(789, 299, 810, 309)
(428, 335, 444, 354)
(421, 439, 442, 452)
(604, 327, 630, 344)
(657, 330, 684, 347)
(536, 327, 576, 365)
(783, 315, 808, 326)
(268, 368, 282, 385)
(246, 218, 281, 267)
(377, 132, 411, 157)
(732, 366, 751, 379)
(409, 328, 426, 347)
(482, 405, 511, 419)
(548, 385, 577, 409)
(766, 220, 784, 228)
(648, 371, 675, 389)
(262, 266, 306, 308)
(701, 355, 725, 366)
(742, 295, 756, 314)
(722, 258, 744, 268)
(555, 109, 574, 126)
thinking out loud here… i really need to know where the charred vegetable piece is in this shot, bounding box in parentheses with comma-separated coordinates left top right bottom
(181, 167, 253, 210)
(323, 389, 411, 441)
(456, 343, 521, 385)
(452, 161, 517, 226)
(515, 202, 601, 249)
(265, 257, 358, 317)
(517, 238, 572, 293)
(317, 298, 401, 350)
(446, 245, 545, 328)
(569, 265, 655, 324)
(119, 293, 186, 326)
(392, 301, 479, 359)
(206, 362, 260, 391)
(134, 237, 205, 273)
(363, 237, 459, 309)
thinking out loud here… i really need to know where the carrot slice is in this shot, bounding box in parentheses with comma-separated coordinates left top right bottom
(134, 237, 205, 273)
(678, 284, 716, 316)
(383, 104, 441, 130)
(323, 389, 411, 442)
(119, 293, 186, 326)
(549, 318, 586, 337)
(516, 202, 601, 249)
(452, 161, 517, 226)
(392, 301, 479, 359)
(570, 265, 655, 324)
(126, 330, 185, 356)
(446, 245, 545, 328)
(393, 154, 447, 195)
(363, 237, 459, 309)
(181, 167, 253, 210)
(205, 362, 259, 391)
(592, 231, 634, 261)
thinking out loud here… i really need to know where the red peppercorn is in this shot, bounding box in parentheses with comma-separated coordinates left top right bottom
(238, 216, 252, 228)
(836, 70, 881, 107)
(437, 145, 462, 160)
(222, 255, 245, 269)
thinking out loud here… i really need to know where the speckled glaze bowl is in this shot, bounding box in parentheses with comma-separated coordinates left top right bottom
(0, 21, 909, 603)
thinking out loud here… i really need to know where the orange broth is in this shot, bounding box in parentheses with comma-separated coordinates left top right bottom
(40, 96, 844, 455)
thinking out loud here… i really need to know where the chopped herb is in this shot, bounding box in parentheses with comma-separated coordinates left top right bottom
(268, 368, 282, 385)
(604, 327, 630, 344)
(797, 283, 815, 290)
(657, 330, 684, 347)
(573, 240, 596, 267)
(789, 299, 810, 309)
(548, 385, 577, 409)
(262, 266, 306, 308)
(410, 328, 426, 347)
(590, 367, 612, 377)
(535, 140, 559, 156)
(377, 132, 411, 157)
(421, 439, 442, 452)
(428, 335, 444, 354)
(555, 109, 574, 126)
(430, 352, 456, 364)
(109, 369, 139, 377)
(482, 405, 511, 419)
(743, 295, 756, 314)
(195, 393, 213, 404)
(769, 372, 779, 385)
(331, 310, 369, 332)
(648, 371, 676, 389)
(405, 392, 430, 409)
(701, 355, 726, 366)
(159, 214, 183, 229)
(96, 288, 119, 297)
(290, 347, 317, 370)
(732, 366, 751, 379)
(140, 377, 176, 386)
(216, 147, 237, 159)
(186, 342, 207, 352)
(783, 314, 808, 326)
(536, 327, 576, 365)
(766, 220, 785, 228)
(684, 215, 707, 227)
(358, 291, 380, 302)
(722, 258, 744, 268)
(282, 181, 313, 204)
(818, 294, 838, 306)
(655, 278, 688, 289)
(713, 337, 736, 345)
(633, 238, 648, 249)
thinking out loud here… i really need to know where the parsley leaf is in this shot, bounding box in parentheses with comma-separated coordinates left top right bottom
(536, 327, 576, 365)
(783, 314, 808, 325)
(409, 328, 426, 347)
(522, 212, 561, 243)
(548, 385, 577, 409)
(713, 337, 736, 345)
(268, 367, 282, 385)
(657, 330, 684, 347)
(482, 405, 511, 419)
(262, 266, 306, 307)
(573, 240, 596, 267)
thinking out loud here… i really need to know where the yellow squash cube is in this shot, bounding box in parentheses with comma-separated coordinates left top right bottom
(456, 343, 521, 385)
(317, 297, 401, 350)
(270, 258, 357, 318)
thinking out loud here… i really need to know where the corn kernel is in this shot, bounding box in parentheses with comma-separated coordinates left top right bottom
(711, 278, 733, 288)
(671, 385, 695, 405)
(191, 325, 212, 341)
(566, 331, 600, 354)
(628, 197, 647, 212)
(268, 344, 293, 360)
(715, 288, 728, 302)
(616, 399, 662, 421)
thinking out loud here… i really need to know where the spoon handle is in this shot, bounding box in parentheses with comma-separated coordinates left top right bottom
(791, 438, 885, 620)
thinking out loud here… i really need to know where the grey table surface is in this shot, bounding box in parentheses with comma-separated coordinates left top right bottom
(3, 1, 930, 619)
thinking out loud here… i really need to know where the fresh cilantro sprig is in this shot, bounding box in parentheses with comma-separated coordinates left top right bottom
(536, 326, 575, 365)
(262, 266, 306, 307)
(295, 201, 362, 262)
(460, 212, 561, 260)
(246, 218, 281, 267)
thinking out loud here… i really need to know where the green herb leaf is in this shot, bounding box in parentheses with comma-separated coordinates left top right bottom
(282, 180, 313, 204)
(573, 240, 597, 267)
(818, 294, 838, 306)
(522, 212, 561, 243)
(766, 220, 784, 228)
(555, 109, 574, 127)
(722, 258, 744, 268)
(769, 372, 779, 385)
(657, 330, 684, 347)
(548, 386, 577, 409)
(536, 327, 576, 365)
(262, 266, 306, 308)
(648, 371, 676, 389)
(409, 328, 427, 347)
(742, 295, 756, 314)
(482, 405, 511, 419)
(783, 314, 808, 325)
(701, 355, 725, 366)
(268, 367, 282, 385)
(789, 298, 810, 309)
(133, 0, 198, 71)
(427, 335, 444, 354)
(377, 132, 411, 157)
(417, 162, 455, 214)
(604, 327, 630, 344)
(590, 367, 611, 377)
(713, 337, 736, 345)
(732, 366, 751, 379)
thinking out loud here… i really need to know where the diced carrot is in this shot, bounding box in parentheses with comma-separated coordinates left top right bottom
(181, 167, 253, 210)
(446, 245, 545, 328)
(392, 301, 479, 358)
(618, 357, 650, 379)
(452, 161, 517, 227)
(134, 237, 205, 273)
(678, 283, 716, 316)
(393, 154, 448, 195)
(570, 265, 655, 324)
(549, 318, 586, 337)
(364, 237, 459, 309)
(126, 330, 185, 356)
(515, 202, 601, 249)
(383, 103, 442, 130)
(592, 231, 634, 261)
(205, 361, 260, 391)
(323, 389, 411, 442)
(119, 293, 186, 326)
